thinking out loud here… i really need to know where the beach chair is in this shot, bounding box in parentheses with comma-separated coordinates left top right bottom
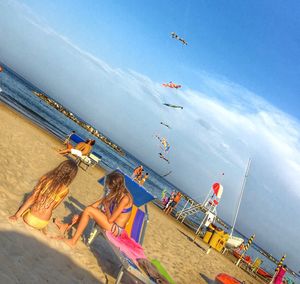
(87, 169, 157, 284)
(66, 132, 102, 171)
(251, 258, 263, 272)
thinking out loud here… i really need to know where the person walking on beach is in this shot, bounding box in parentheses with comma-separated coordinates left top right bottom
(161, 189, 169, 206)
(163, 191, 175, 212)
(139, 173, 149, 186)
(132, 165, 143, 181)
(58, 139, 95, 157)
(165, 192, 182, 215)
(9, 160, 78, 232)
(56, 171, 133, 247)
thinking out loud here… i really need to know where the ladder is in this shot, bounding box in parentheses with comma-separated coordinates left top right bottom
(176, 203, 205, 222)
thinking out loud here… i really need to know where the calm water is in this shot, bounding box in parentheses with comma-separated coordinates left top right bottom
(0, 65, 298, 282)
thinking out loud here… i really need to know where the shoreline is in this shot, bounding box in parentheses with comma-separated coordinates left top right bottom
(0, 101, 266, 283)
(1, 87, 297, 280)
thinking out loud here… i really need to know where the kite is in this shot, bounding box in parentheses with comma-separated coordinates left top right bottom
(161, 189, 167, 199)
(155, 135, 170, 154)
(171, 32, 187, 45)
(162, 81, 182, 89)
(159, 152, 170, 164)
(163, 103, 183, 109)
(160, 122, 171, 129)
(162, 171, 172, 177)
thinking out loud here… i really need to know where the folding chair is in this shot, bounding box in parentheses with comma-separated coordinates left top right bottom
(87, 169, 157, 284)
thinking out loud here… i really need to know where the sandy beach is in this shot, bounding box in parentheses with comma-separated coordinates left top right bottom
(0, 102, 263, 284)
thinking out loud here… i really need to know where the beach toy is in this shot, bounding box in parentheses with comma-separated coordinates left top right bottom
(151, 259, 176, 284)
(215, 273, 242, 284)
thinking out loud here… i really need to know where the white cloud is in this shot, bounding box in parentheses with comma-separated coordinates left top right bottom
(2, 0, 300, 269)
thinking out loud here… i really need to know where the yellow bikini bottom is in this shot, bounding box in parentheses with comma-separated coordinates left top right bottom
(23, 210, 49, 230)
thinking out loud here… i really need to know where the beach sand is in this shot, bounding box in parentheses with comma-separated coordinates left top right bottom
(0, 102, 263, 284)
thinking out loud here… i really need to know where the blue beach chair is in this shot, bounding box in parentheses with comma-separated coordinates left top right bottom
(87, 169, 157, 284)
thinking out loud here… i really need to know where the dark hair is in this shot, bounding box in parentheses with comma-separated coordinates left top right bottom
(34, 160, 78, 210)
(90, 140, 95, 145)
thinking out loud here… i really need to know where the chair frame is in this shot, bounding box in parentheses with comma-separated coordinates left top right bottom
(87, 203, 155, 284)
(86, 170, 156, 284)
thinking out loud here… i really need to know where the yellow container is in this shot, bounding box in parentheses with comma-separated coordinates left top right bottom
(209, 230, 223, 249)
(214, 233, 230, 252)
(203, 230, 213, 244)
(203, 224, 215, 244)
(216, 237, 226, 252)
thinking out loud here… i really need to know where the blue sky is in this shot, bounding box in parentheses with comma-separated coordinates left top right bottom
(1, 0, 300, 273)
(21, 0, 300, 118)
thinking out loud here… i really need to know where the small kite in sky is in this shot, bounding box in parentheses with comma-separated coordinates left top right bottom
(163, 103, 183, 109)
(159, 152, 170, 164)
(155, 135, 170, 154)
(162, 171, 172, 177)
(171, 32, 187, 45)
(160, 122, 171, 129)
(162, 81, 182, 89)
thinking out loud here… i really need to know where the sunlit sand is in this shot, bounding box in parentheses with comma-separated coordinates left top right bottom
(0, 102, 262, 283)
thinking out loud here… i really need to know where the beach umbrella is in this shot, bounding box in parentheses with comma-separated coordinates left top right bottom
(236, 234, 255, 266)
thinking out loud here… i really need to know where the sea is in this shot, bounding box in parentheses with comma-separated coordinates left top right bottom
(0, 64, 298, 283)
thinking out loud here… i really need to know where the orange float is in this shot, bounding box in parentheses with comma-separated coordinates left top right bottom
(215, 273, 242, 284)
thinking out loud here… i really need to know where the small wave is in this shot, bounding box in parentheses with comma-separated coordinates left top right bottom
(0, 87, 2, 92)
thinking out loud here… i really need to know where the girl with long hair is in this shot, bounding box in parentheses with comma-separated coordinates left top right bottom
(60, 171, 133, 247)
(9, 160, 78, 231)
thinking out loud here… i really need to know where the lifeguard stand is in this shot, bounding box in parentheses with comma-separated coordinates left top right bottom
(195, 183, 223, 235)
(176, 183, 223, 236)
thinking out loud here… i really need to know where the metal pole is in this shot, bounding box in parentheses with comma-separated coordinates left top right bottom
(176, 199, 190, 220)
(193, 216, 206, 242)
(230, 157, 251, 237)
(236, 234, 255, 266)
(180, 200, 194, 223)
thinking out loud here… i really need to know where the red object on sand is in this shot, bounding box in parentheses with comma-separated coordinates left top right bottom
(233, 251, 252, 264)
(257, 268, 272, 278)
(215, 273, 242, 284)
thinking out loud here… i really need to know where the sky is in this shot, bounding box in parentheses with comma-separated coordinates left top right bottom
(1, 0, 300, 271)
